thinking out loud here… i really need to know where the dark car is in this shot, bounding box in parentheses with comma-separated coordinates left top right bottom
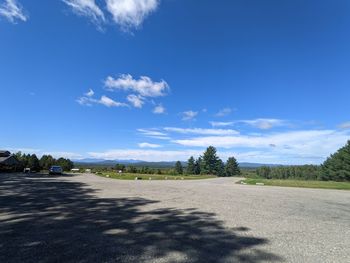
(49, 166, 63, 175)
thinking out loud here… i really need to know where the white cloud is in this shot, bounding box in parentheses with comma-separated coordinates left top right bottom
(182, 110, 198, 121)
(153, 104, 165, 114)
(172, 129, 350, 164)
(88, 149, 202, 162)
(137, 128, 169, 139)
(100, 95, 127, 107)
(210, 121, 234, 127)
(85, 88, 94, 97)
(42, 151, 83, 159)
(164, 127, 239, 136)
(0, 0, 27, 23)
(77, 95, 128, 107)
(240, 118, 286, 130)
(105, 74, 169, 98)
(215, 108, 233, 117)
(138, 142, 162, 148)
(338, 121, 350, 130)
(106, 0, 159, 30)
(127, 94, 144, 108)
(63, 0, 105, 25)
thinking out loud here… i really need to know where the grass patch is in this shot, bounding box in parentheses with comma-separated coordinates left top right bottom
(239, 178, 350, 190)
(96, 172, 216, 181)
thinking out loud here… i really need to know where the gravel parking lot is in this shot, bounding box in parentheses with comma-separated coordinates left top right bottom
(0, 173, 349, 262)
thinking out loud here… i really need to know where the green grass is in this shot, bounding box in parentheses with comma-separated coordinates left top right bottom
(239, 178, 350, 190)
(96, 172, 216, 180)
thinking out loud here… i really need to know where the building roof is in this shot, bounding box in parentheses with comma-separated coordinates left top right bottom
(0, 155, 20, 165)
(0, 151, 11, 157)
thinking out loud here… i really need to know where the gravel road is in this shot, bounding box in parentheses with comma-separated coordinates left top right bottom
(0, 173, 349, 262)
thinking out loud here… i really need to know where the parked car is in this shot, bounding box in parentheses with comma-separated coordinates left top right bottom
(49, 166, 63, 175)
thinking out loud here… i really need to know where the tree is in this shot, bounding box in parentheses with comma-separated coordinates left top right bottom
(225, 157, 241, 177)
(194, 157, 202, 175)
(175, 161, 183, 175)
(40, 155, 55, 170)
(56, 158, 74, 171)
(201, 146, 221, 175)
(115, 163, 126, 171)
(216, 159, 225, 177)
(187, 156, 196, 175)
(28, 154, 41, 171)
(321, 140, 350, 181)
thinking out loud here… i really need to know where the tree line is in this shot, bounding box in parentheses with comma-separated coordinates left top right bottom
(15, 152, 74, 172)
(256, 140, 350, 182)
(175, 146, 241, 177)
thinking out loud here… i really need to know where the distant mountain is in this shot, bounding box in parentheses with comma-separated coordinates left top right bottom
(74, 159, 282, 168)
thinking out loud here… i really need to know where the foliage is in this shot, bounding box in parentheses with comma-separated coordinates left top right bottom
(256, 165, 321, 180)
(321, 140, 350, 181)
(15, 152, 74, 172)
(175, 161, 183, 175)
(186, 156, 196, 175)
(225, 157, 241, 177)
(241, 178, 350, 190)
(194, 157, 202, 175)
(201, 146, 221, 175)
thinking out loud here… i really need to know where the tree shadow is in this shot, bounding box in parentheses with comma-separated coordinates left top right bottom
(0, 174, 283, 262)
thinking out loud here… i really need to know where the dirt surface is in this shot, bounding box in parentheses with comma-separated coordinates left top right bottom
(1, 173, 349, 262)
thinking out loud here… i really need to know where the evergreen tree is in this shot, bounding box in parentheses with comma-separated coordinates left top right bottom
(321, 140, 350, 181)
(175, 161, 183, 174)
(216, 159, 226, 177)
(201, 146, 220, 175)
(225, 157, 241, 177)
(187, 156, 196, 175)
(28, 154, 41, 171)
(40, 155, 56, 170)
(194, 157, 202, 175)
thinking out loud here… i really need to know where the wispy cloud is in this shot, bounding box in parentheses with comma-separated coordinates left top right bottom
(85, 88, 94, 97)
(210, 121, 234, 127)
(0, 0, 28, 23)
(88, 149, 202, 162)
(164, 127, 239, 136)
(338, 121, 350, 130)
(215, 107, 233, 117)
(106, 0, 159, 31)
(62, 0, 105, 26)
(137, 128, 170, 140)
(182, 110, 198, 121)
(127, 94, 144, 108)
(172, 130, 350, 163)
(153, 104, 165, 114)
(105, 74, 169, 98)
(239, 118, 286, 130)
(138, 142, 162, 148)
(77, 94, 128, 107)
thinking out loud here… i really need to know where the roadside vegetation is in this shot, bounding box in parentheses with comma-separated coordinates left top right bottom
(97, 172, 215, 181)
(14, 152, 74, 172)
(254, 141, 350, 182)
(240, 178, 350, 190)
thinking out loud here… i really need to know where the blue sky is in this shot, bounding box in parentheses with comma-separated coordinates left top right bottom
(1, 0, 350, 164)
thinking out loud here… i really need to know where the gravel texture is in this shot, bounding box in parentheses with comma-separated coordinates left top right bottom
(0, 173, 349, 263)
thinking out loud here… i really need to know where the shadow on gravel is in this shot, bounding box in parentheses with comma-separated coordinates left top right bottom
(0, 173, 283, 263)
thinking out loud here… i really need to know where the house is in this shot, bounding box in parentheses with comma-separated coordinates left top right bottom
(0, 150, 21, 172)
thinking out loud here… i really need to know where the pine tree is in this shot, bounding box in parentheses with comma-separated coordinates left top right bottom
(201, 146, 221, 175)
(321, 140, 350, 181)
(175, 161, 183, 175)
(187, 156, 196, 175)
(225, 157, 241, 177)
(28, 154, 41, 171)
(216, 159, 225, 177)
(194, 157, 202, 175)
